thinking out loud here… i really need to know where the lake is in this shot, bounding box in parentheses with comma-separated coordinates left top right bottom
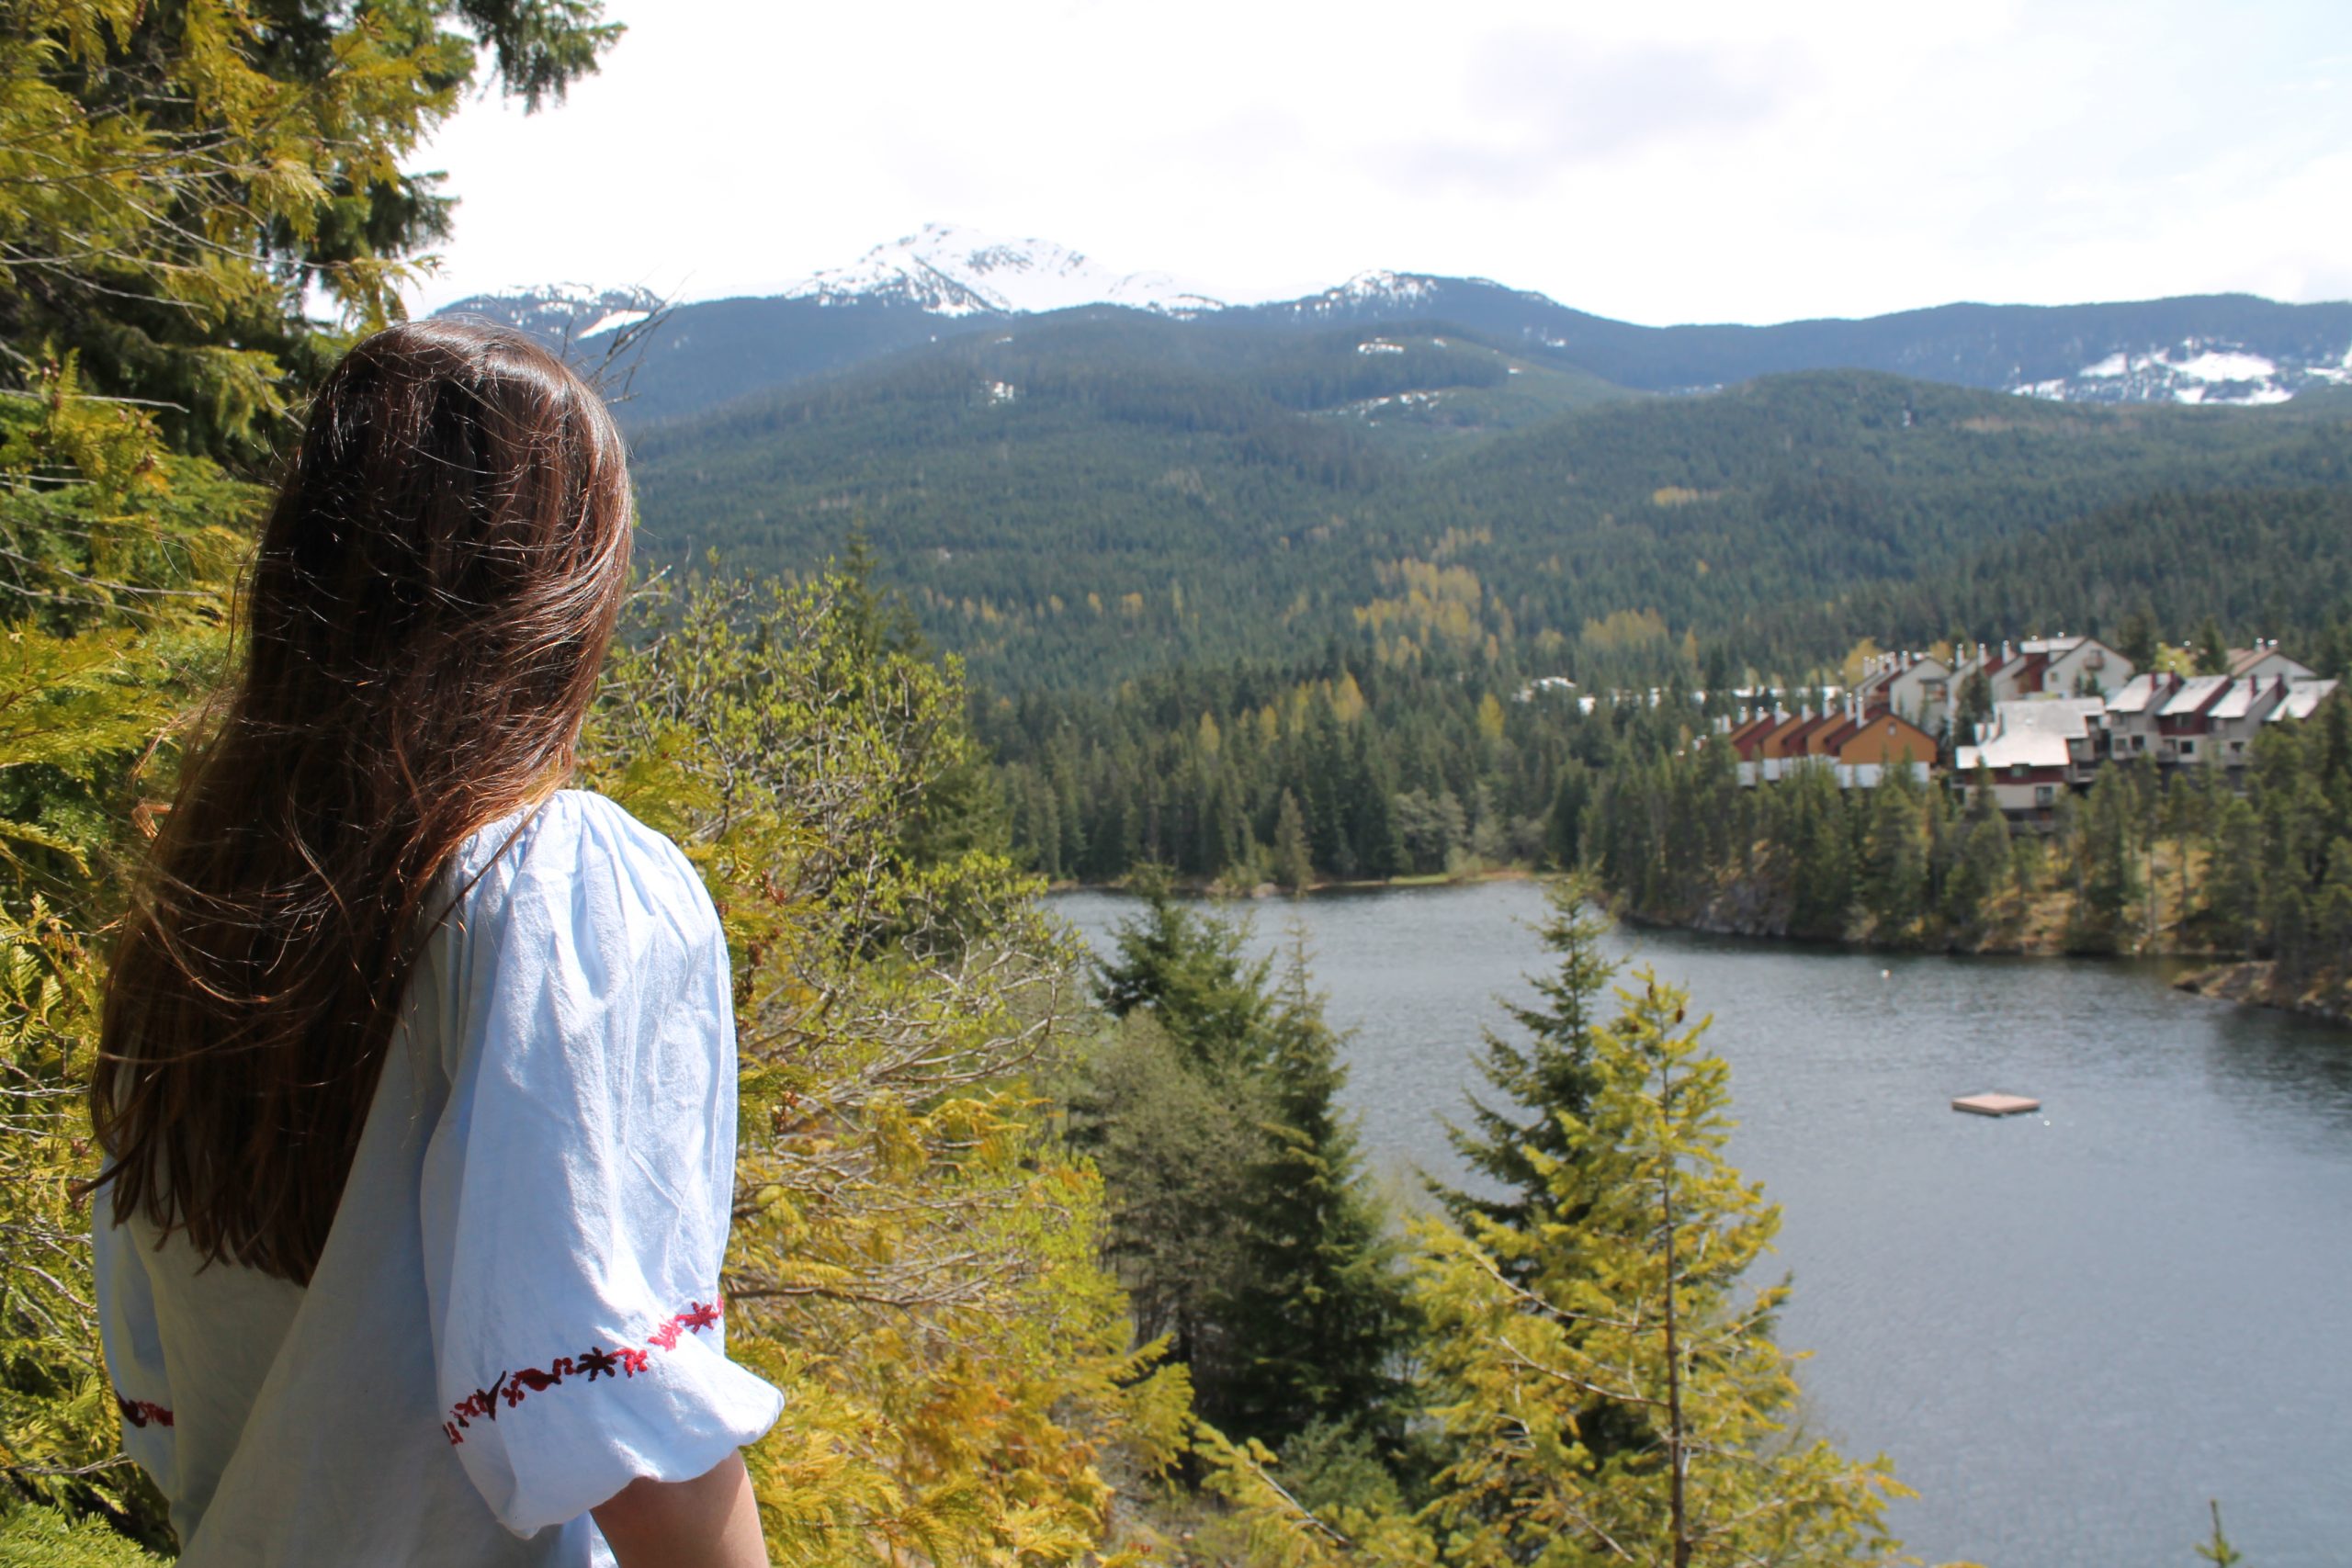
(1052, 883, 2352, 1568)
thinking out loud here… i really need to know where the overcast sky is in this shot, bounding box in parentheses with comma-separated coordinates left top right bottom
(411, 0, 2352, 326)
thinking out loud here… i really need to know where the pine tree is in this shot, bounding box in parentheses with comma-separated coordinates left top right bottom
(1430, 877, 1617, 1250)
(2197, 615, 2231, 676)
(1276, 789, 1316, 894)
(1545, 759, 1593, 869)
(2067, 767, 2141, 953)
(1412, 973, 1906, 1568)
(2116, 604, 2159, 671)
(1217, 934, 1409, 1450)
(1943, 808, 2011, 942)
(1858, 773, 1926, 946)
(1782, 767, 1855, 940)
(2316, 838, 2352, 976)
(1095, 874, 1275, 1074)
(2203, 797, 2265, 953)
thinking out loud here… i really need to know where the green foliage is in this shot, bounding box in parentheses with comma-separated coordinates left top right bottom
(985, 648, 1576, 886)
(0, 301, 261, 1565)
(1274, 791, 1314, 893)
(0, 903, 135, 1529)
(1431, 878, 1615, 1249)
(1858, 771, 1928, 944)
(1068, 1009, 1262, 1416)
(0, 0, 619, 462)
(1216, 938, 1410, 1450)
(0, 1504, 165, 1566)
(1079, 893, 1404, 1454)
(1941, 802, 2011, 942)
(0, 17, 616, 1538)
(1196, 974, 1907, 1568)
(583, 571, 1185, 1562)
(1410, 973, 1906, 1566)
(2065, 767, 2143, 954)
(1092, 880, 1274, 1072)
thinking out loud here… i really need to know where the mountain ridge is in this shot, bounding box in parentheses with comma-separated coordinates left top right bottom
(435, 231, 2352, 425)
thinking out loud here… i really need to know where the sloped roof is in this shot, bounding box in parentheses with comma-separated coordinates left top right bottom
(1991, 697, 2104, 739)
(2159, 675, 2231, 717)
(2230, 647, 2314, 679)
(2206, 676, 2282, 722)
(2105, 673, 2165, 715)
(2268, 679, 2340, 722)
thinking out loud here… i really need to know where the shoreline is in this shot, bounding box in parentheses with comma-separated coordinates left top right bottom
(2169, 958, 2352, 1027)
(1043, 865, 1539, 899)
(1048, 870, 2351, 1031)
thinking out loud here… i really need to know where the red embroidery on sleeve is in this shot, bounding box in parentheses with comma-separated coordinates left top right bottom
(115, 1392, 174, 1430)
(444, 1297, 726, 1446)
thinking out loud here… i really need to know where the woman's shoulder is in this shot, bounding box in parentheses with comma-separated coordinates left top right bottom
(452, 790, 716, 936)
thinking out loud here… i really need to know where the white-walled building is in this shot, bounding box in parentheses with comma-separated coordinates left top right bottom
(2228, 642, 2315, 684)
(1954, 698, 2107, 820)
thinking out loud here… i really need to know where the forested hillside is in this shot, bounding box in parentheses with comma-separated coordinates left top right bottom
(1245, 279, 2352, 398)
(627, 310, 2352, 690)
(1826, 486, 2352, 647)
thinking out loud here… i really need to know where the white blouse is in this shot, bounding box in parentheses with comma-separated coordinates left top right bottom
(93, 791, 785, 1566)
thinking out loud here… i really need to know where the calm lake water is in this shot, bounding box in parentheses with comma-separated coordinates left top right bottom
(1053, 883, 2352, 1568)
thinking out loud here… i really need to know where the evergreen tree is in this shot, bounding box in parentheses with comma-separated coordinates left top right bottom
(1069, 1009, 1262, 1425)
(1217, 936, 1410, 1450)
(2067, 768, 2141, 953)
(1858, 773, 1926, 946)
(2196, 615, 2231, 676)
(2116, 603, 2159, 671)
(2203, 797, 2265, 953)
(1095, 874, 1274, 1073)
(1781, 767, 1856, 940)
(1943, 809, 2012, 941)
(1430, 877, 1617, 1250)
(2317, 838, 2352, 976)
(1955, 669, 1994, 745)
(1412, 973, 1905, 1567)
(1545, 759, 1593, 869)
(1275, 789, 1316, 894)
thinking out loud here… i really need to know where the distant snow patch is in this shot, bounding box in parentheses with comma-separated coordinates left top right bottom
(578, 310, 650, 339)
(2010, 333, 2352, 407)
(2175, 350, 2278, 382)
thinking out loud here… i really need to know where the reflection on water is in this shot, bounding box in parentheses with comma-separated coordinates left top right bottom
(1054, 885, 2352, 1568)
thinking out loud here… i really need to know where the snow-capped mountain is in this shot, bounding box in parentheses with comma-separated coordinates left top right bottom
(431, 233, 2352, 428)
(435, 282, 662, 343)
(1275, 270, 1447, 317)
(777, 223, 1226, 318)
(2009, 338, 2352, 406)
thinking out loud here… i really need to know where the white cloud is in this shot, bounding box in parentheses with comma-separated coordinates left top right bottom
(411, 0, 2352, 325)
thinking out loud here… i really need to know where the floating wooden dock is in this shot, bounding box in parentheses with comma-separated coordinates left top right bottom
(1952, 1092, 2041, 1117)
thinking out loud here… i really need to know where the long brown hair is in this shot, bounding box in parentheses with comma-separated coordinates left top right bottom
(91, 319, 633, 1282)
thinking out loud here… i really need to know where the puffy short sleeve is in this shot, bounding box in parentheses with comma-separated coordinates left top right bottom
(91, 1187, 178, 1498)
(421, 792, 783, 1537)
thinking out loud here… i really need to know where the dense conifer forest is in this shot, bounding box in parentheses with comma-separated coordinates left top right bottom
(626, 305, 2352, 691)
(976, 593, 2352, 893)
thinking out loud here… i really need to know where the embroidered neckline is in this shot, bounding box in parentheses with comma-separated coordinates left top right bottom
(443, 1299, 724, 1446)
(116, 1393, 172, 1429)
